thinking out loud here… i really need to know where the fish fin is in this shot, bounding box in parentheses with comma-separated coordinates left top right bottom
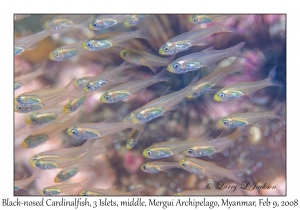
(64, 78, 77, 93)
(148, 66, 160, 74)
(160, 86, 172, 97)
(265, 66, 284, 87)
(167, 54, 176, 63)
(137, 27, 152, 41)
(41, 85, 51, 90)
(195, 37, 210, 46)
(247, 90, 257, 99)
(128, 187, 143, 195)
(186, 73, 200, 89)
(252, 121, 268, 129)
(201, 46, 214, 53)
(208, 155, 214, 159)
(270, 102, 285, 121)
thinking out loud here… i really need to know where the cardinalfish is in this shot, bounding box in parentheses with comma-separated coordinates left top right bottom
(14, 170, 38, 191)
(141, 161, 180, 173)
(84, 61, 136, 92)
(80, 187, 142, 196)
(123, 74, 199, 125)
(83, 28, 151, 51)
(120, 48, 175, 73)
(123, 15, 149, 27)
(214, 66, 283, 101)
(159, 18, 234, 55)
(89, 15, 130, 30)
(100, 68, 169, 103)
(15, 15, 89, 56)
(142, 137, 204, 159)
(49, 41, 87, 61)
(126, 124, 145, 150)
(67, 121, 138, 140)
(21, 116, 77, 148)
(178, 158, 244, 183)
(40, 178, 88, 195)
(15, 78, 79, 108)
(167, 42, 246, 74)
(189, 15, 233, 24)
(64, 92, 91, 114)
(218, 103, 283, 129)
(73, 76, 94, 90)
(186, 58, 244, 99)
(184, 127, 248, 157)
(28, 139, 96, 167)
(14, 103, 45, 113)
(54, 163, 89, 183)
(14, 63, 45, 90)
(25, 105, 66, 125)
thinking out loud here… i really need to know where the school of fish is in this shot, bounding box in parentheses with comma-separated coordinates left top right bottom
(14, 14, 286, 196)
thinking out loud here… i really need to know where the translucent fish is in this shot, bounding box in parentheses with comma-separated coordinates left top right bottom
(64, 93, 90, 114)
(15, 78, 78, 108)
(126, 124, 145, 150)
(167, 42, 246, 74)
(178, 158, 243, 183)
(54, 163, 87, 183)
(14, 14, 31, 21)
(100, 69, 169, 103)
(89, 15, 130, 30)
(184, 128, 246, 157)
(67, 121, 137, 140)
(14, 170, 38, 191)
(84, 62, 136, 92)
(123, 15, 148, 27)
(83, 28, 151, 51)
(25, 105, 65, 125)
(219, 104, 283, 129)
(73, 76, 94, 90)
(141, 161, 180, 173)
(45, 15, 90, 31)
(14, 63, 45, 90)
(143, 138, 203, 159)
(124, 74, 199, 125)
(214, 66, 283, 101)
(159, 19, 234, 55)
(21, 116, 76, 148)
(80, 187, 142, 196)
(187, 58, 244, 99)
(28, 139, 96, 167)
(14, 103, 45, 113)
(189, 15, 232, 24)
(49, 41, 87, 61)
(40, 178, 88, 195)
(120, 48, 174, 73)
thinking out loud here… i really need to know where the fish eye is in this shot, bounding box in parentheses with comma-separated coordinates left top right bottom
(71, 129, 78, 134)
(54, 53, 59, 57)
(129, 18, 134, 23)
(164, 47, 169, 52)
(146, 150, 151, 156)
(58, 175, 64, 180)
(181, 161, 186, 167)
(187, 149, 193, 154)
(16, 97, 21, 103)
(16, 105, 22, 110)
(43, 190, 47, 195)
(130, 140, 134, 146)
(104, 95, 110, 100)
(92, 22, 97, 27)
(192, 17, 197, 22)
(82, 192, 87, 196)
(28, 140, 32, 144)
(173, 63, 180, 70)
(86, 85, 92, 90)
(219, 93, 225, 98)
(222, 120, 228, 125)
(69, 105, 73, 110)
(86, 42, 92, 47)
(31, 117, 37, 121)
(35, 162, 40, 167)
(142, 165, 146, 170)
(192, 91, 197, 96)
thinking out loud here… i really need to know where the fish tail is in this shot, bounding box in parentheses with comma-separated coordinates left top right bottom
(270, 103, 285, 121)
(229, 42, 246, 55)
(128, 187, 143, 195)
(185, 73, 200, 90)
(154, 68, 169, 82)
(265, 66, 284, 87)
(64, 78, 77, 93)
(137, 27, 152, 41)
